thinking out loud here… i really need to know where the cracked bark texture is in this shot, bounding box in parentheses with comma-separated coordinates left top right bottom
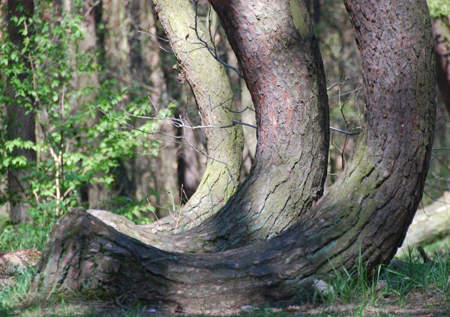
(88, 0, 329, 252)
(33, 0, 436, 314)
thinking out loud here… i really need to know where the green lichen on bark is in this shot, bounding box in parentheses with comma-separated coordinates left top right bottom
(150, 0, 244, 232)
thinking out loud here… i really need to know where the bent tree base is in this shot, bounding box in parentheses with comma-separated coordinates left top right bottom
(32, 0, 435, 314)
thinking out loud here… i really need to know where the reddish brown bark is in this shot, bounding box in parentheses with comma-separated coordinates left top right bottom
(136, 0, 329, 251)
(33, 0, 435, 314)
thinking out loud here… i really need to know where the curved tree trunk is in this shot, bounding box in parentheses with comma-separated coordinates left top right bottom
(141, 0, 244, 232)
(90, 0, 329, 252)
(33, 0, 435, 314)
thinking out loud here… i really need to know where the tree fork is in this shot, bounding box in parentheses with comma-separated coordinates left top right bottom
(33, 0, 435, 314)
(87, 0, 329, 252)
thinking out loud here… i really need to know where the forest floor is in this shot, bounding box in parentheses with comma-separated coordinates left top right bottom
(0, 241, 448, 317)
(0, 287, 447, 316)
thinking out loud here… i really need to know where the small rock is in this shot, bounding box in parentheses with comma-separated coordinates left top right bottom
(0, 248, 41, 276)
(313, 279, 334, 295)
(240, 305, 255, 312)
(285, 305, 301, 312)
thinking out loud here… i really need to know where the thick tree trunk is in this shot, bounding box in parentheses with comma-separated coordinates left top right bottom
(33, 0, 435, 314)
(92, 0, 329, 252)
(5, 0, 36, 224)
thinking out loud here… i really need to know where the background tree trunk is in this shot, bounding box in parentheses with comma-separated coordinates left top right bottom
(88, 0, 180, 216)
(87, 0, 133, 209)
(33, 0, 436, 314)
(127, 0, 180, 217)
(5, 0, 36, 224)
(177, 84, 207, 202)
(432, 17, 450, 113)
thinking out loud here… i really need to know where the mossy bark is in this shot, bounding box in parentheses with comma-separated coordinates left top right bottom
(143, 0, 244, 232)
(92, 0, 329, 252)
(34, 0, 435, 314)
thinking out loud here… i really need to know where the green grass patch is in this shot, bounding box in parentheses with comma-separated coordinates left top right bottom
(0, 206, 55, 252)
(0, 266, 35, 316)
(0, 223, 448, 316)
(0, 213, 9, 236)
(311, 247, 449, 316)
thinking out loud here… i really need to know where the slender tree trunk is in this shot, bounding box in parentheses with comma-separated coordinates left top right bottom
(5, 0, 36, 223)
(86, 0, 131, 209)
(140, 0, 244, 232)
(59, 0, 99, 208)
(33, 0, 435, 314)
(89, 0, 179, 213)
(127, 0, 180, 217)
(432, 17, 450, 113)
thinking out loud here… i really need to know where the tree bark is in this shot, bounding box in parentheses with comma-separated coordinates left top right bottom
(33, 0, 435, 314)
(143, 0, 244, 232)
(91, 0, 329, 252)
(5, 0, 36, 224)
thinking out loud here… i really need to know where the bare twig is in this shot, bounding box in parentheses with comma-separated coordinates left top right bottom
(193, 0, 243, 78)
(432, 147, 450, 151)
(97, 107, 238, 184)
(330, 126, 361, 135)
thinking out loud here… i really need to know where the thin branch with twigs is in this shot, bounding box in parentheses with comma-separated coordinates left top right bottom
(192, 1, 243, 78)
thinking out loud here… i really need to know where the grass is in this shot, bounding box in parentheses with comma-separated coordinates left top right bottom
(0, 248, 447, 316)
(0, 206, 55, 252)
(0, 218, 448, 316)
